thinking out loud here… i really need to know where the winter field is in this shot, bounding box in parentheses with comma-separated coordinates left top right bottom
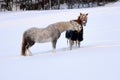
(0, 1, 120, 80)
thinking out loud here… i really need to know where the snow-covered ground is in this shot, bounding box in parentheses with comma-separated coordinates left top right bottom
(0, 1, 120, 80)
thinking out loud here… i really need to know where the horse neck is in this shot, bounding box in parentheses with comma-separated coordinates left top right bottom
(53, 22, 73, 33)
(73, 19, 83, 27)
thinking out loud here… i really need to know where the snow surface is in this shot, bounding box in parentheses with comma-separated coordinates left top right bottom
(0, 1, 120, 80)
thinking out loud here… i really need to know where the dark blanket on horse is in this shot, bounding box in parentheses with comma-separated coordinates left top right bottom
(65, 28, 83, 41)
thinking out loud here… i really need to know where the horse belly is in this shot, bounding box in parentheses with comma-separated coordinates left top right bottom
(35, 37, 52, 43)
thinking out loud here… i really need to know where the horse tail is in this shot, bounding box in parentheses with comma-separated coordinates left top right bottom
(21, 35, 27, 56)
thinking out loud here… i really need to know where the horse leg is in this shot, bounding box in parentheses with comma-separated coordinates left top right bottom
(52, 39, 57, 53)
(26, 38, 35, 56)
(69, 39, 74, 50)
(75, 40, 77, 47)
(78, 41, 81, 48)
(27, 48, 33, 56)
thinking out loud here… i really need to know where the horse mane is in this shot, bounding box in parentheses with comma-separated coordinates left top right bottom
(73, 16, 83, 27)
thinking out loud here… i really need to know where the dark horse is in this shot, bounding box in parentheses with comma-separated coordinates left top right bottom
(65, 13, 88, 50)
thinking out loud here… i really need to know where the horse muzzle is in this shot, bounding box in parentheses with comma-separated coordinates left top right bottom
(83, 21, 87, 26)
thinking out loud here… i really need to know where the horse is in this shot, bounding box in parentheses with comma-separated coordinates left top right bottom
(65, 13, 88, 50)
(21, 20, 82, 56)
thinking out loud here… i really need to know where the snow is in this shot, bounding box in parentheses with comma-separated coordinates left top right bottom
(0, 1, 120, 80)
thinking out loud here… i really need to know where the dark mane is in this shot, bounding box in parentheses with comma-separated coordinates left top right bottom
(73, 16, 83, 27)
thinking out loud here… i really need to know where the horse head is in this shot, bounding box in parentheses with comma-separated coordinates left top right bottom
(79, 13, 88, 26)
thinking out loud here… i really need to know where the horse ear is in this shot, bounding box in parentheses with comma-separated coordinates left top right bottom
(86, 13, 88, 16)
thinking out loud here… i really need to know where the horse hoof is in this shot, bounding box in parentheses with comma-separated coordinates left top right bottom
(52, 49, 56, 53)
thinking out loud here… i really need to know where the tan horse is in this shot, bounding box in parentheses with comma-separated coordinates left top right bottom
(66, 13, 88, 50)
(79, 13, 88, 26)
(21, 20, 82, 56)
